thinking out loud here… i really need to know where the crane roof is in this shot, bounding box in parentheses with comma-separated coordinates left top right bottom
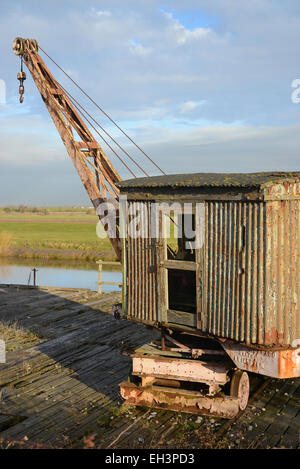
(119, 171, 300, 190)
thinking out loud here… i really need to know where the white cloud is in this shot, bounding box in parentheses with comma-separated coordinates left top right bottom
(129, 39, 152, 56)
(179, 100, 203, 113)
(96, 10, 111, 17)
(90, 8, 111, 18)
(0, 113, 64, 164)
(163, 10, 212, 45)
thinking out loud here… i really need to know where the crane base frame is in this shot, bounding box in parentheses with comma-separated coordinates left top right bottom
(119, 342, 243, 419)
(119, 380, 240, 419)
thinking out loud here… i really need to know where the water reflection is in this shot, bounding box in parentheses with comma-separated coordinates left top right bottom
(0, 264, 12, 281)
(0, 259, 122, 293)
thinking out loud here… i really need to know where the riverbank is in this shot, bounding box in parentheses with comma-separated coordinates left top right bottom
(0, 207, 116, 262)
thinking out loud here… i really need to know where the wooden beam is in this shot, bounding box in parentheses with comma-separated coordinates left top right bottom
(162, 260, 196, 271)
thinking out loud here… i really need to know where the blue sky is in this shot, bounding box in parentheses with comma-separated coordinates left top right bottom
(160, 6, 217, 29)
(1, 0, 300, 205)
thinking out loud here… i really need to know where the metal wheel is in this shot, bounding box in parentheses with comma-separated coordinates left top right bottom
(230, 370, 249, 411)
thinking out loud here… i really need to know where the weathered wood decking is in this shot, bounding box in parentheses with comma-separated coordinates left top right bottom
(0, 284, 299, 449)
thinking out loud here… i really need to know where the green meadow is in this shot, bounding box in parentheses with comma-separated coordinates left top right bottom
(0, 207, 116, 262)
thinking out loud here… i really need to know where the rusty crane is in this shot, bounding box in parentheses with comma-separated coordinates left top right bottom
(12, 37, 165, 261)
(13, 38, 300, 419)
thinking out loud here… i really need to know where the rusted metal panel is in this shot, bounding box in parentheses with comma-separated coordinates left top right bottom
(203, 198, 300, 347)
(202, 197, 300, 347)
(132, 355, 230, 385)
(264, 199, 300, 346)
(263, 179, 300, 200)
(124, 179, 300, 349)
(126, 201, 158, 323)
(221, 342, 300, 378)
(119, 381, 240, 419)
(203, 201, 266, 345)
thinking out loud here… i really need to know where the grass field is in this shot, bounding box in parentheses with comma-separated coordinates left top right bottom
(0, 207, 116, 262)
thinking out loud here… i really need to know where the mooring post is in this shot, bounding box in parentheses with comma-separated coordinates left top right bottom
(33, 268, 38, 286)
(97, 260, 103, 295)
(96, 260, 122, 295)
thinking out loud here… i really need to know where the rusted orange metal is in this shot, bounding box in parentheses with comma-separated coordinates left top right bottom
(221, 341, 300, 379)
(119, 381, 240, 419)
(264, 197, 300, 347)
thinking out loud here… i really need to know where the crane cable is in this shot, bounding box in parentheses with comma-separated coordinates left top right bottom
(60, 84, 150, 178)
(39, 46, 166, 176)
(63, 86, 136, 178)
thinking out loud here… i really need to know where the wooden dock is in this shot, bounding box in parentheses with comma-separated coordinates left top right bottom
(0, 284, 299, 449)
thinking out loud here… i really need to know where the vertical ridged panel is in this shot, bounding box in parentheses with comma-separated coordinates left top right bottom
(265, 200, 300, 346)
(125, 196, 299, 347)
(204, 201, 266, 345)
(126, 201, 158, 323)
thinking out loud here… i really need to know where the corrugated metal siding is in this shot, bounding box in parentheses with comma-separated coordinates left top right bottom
(264, 200, 300, 346)
(126, 201, 158, 323)
(203, 200, 300, 347)
(125, 196, 300, 347)
(203, 201, 266, 345)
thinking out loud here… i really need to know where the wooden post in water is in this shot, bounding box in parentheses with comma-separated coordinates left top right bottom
(33, 268, 38, 286)
(96, 260, 122, 295)
(97, 261, 103, 295)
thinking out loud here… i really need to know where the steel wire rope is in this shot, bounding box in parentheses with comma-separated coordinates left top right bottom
(39, 46, 166, 175)
(60, 84, 149, 177)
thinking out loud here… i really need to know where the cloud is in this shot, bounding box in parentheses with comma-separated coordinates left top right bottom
(163, 10, 212, 45)
(142, 123, 300, 174)
(1, 120, 300, 205)
(179, 100, 203, 113)
(0, 114, 64, 165)
(1, 0, 300, 204)
(129, 39, 152, 56)
(91, 9, 111, 17)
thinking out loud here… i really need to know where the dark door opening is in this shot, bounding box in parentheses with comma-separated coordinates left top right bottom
(168, 269, 196, 314)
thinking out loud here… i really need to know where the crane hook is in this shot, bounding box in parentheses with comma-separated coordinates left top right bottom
(17, 56, 26, 103)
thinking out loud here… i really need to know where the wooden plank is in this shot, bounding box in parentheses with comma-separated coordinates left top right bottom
(162, 260, 196, 271)
(167, 310, 197, 328)
(1, 285, 299, 448)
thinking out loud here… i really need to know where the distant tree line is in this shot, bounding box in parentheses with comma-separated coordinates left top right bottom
(2, 205, 49, 215)
(1, 205, 94, 215)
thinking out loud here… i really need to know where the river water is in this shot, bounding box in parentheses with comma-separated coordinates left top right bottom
(0, 259, 122, 293)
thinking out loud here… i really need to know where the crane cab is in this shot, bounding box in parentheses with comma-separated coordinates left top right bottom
(119, 172, 300, 381)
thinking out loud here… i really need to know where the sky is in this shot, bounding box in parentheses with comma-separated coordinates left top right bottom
(1, 0, 300, 205)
